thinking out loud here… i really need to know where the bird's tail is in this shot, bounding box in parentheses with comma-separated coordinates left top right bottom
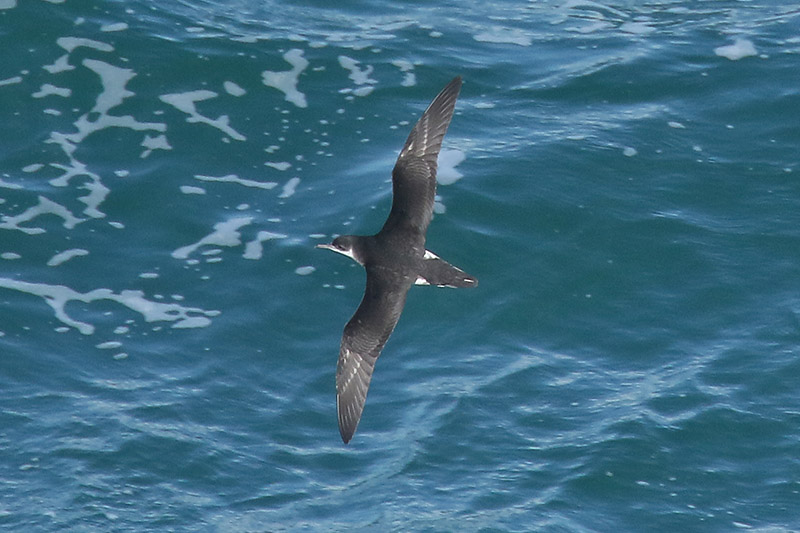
(415, 250, 478, 288)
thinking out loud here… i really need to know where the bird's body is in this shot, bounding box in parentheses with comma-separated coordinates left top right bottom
(317, 76, 477, 444)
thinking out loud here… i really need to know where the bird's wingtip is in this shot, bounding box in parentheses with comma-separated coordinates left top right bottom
(339, 419, 355, 444)
(446, 75, 463, 92)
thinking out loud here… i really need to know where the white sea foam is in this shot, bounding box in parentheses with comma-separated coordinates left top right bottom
(392, 60, 416, 87)
(0, 196, 83, 234)
(262, 49, 309, 108)
(172, 217, 253, 259)
(474, 27, 532, 47)
(140, 134, 172, 158)
(46, 157, 109, 220)
(295, 266, 315, 276)
(193, 174, 277, 189)
(42, 59, 166, 220)
(437, 149, 465, 185)
(0, 176, 23, 190)
(279, 177, 300, 198)
(714, 38, 757, 60)
(33, 83, 72, 98)
(100, 22, 128, 32)
(224, 81, 246, 96)
(0, 75, 23, 86)
(78, 59, 138, 126)
(0, 277, 217, 335)
(56, 37, 113, 53)
(96, 341, 122, 349)
(43, 54, 73, 74)
(339, 56, 377, 85)
(243, 231, 287, 260)
(47, 248, 89, 266)
(160, 90, 246, 141)
(352, 86, 374, 97)
(265, 162, 291, 171)
(620, 21, 655, 35)
(338, 56, 377, 96)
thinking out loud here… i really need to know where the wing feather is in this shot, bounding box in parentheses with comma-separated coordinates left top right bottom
(336, 268, 412, 443)
(380, 76, 462, 237)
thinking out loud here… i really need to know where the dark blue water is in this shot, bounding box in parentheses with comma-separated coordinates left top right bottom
(2, 1, 799, 531)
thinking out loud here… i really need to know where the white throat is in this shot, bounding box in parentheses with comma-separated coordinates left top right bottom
(317, 243, 360, 264)
(333, 247, 358, 262)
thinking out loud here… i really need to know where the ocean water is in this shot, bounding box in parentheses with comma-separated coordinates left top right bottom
(2, 0, 800, 531)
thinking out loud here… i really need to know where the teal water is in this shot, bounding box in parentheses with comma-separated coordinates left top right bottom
(2, 1, 800, 531)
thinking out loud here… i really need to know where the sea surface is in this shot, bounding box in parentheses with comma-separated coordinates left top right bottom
(1, 1, 799, 531)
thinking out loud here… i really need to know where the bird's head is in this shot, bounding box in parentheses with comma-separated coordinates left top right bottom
(315, 235, 363, 265)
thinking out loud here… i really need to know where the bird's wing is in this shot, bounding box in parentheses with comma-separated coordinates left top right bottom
(380, 76, 462, 237)
(337, 267, 412, 444)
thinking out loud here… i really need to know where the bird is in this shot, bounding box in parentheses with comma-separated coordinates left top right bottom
(317, 76, 477, 444)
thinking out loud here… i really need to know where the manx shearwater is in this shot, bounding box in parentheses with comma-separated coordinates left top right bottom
(317, 76, 477, 444)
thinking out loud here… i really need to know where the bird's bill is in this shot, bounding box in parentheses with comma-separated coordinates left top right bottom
(315, 243, 336, 251)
